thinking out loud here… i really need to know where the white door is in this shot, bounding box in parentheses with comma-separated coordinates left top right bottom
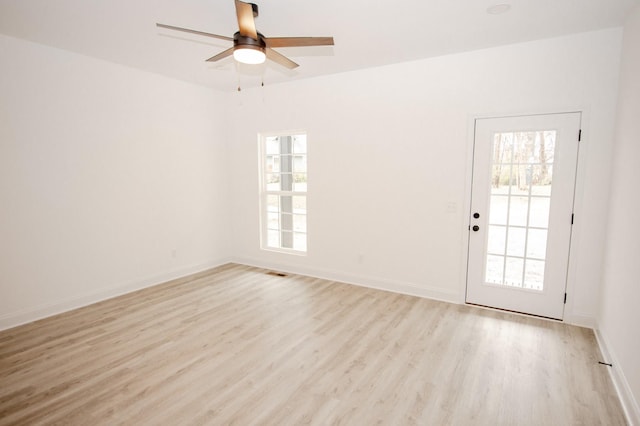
(466, 113, 581, 319)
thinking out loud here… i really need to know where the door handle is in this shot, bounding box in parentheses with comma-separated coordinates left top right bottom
(472, 225, 480, 232)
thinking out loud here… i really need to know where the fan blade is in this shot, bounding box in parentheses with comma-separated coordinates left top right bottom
(266, 48, 299, 69)
(156, 23, 233, 42)
(265, 37, 334, 48)
(235, 0, 258, 39)
(206, 47, 235, 62)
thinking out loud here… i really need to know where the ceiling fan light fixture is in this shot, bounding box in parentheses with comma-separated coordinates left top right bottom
(233, 45, 266, 64)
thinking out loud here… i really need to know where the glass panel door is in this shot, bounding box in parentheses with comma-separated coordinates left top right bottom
(466, 113, 581, 319)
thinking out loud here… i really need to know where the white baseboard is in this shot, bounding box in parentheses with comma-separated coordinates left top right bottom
(230, 256, 461, 304)
(0, 258, 231, 332)
(594, 328, 640, 426)
(563, 311, 597, 328)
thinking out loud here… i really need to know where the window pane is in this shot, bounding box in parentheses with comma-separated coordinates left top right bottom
(267, 195, 279, 212)
(266, 155, 280, 173)
(266, 138, 280, 155)
(280, 155, 292, 173)
(293, 233, 307, 251)
(266, 174, 280, 191)
(280, 196, 292, 214)
(281, 173, 293, 191)
(293, 136, 307, 153)
(267, 212, 279, 230)
(292, 196, 306, 214)
(267, 230, 280, 247)
(293, 156, 307, 173)
(293, 173, 307, 192)
(281, 231, 293, 249)
(280, 213, 292, 232)
(293, 214, 306, 232)
(280, 137, 292, 155)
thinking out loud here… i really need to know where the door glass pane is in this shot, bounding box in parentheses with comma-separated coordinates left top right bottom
(504, 257, 524, 287)
(486, 255, 504, 284)
(526, 229, 547, 259)
(531, 165, 553, 196)
(489, 196, 508, 225)
(506, 227, 526, 257)
(508, 196, 529, 226)
(524, 260, 545, 290)
(509, 166, 531, 196)
(487, 226, 506, 254)
(483, 130, 556, 291)
(529, 198, 550, 228)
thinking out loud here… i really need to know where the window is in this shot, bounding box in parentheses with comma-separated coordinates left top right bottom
(260, 132, 307, 253)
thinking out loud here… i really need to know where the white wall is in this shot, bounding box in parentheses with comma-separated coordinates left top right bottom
(598, 5, 640, 423)
(0, 27, 626, 333)
(0, 34, 231, 329)
(228, 29, 622, 324)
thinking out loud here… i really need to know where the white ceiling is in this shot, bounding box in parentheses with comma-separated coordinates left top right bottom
(0, 0, 637, 92)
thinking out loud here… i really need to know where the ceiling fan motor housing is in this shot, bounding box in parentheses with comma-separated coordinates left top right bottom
(234, 31, 266, 49)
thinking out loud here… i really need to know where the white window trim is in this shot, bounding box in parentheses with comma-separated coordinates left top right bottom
(258, 130, 308, 255)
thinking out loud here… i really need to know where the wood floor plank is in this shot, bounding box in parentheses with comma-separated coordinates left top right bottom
(0, 263, 627, 425)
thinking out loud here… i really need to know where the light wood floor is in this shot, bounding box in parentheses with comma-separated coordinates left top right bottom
(0, 263, 626, 425)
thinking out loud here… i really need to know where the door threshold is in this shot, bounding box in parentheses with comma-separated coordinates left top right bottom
(465, 302, 563, 322)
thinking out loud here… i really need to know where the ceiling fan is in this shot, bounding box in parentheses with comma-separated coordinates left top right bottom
(156, 0, 334, 69)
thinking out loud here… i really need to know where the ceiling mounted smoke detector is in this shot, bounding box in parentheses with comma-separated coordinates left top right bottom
(486, 4, 511, 15)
